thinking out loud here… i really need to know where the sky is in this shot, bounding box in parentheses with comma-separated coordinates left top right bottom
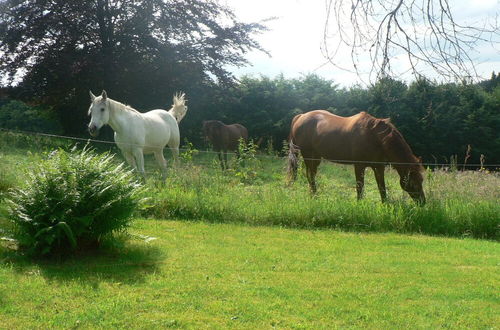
(225, 0, 500, 86)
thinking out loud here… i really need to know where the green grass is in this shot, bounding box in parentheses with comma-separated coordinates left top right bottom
(1, 131, 499, 240)
(1, 220, 499, 328)
(0, 133, 499, 327)
(144, 152, 499, 240)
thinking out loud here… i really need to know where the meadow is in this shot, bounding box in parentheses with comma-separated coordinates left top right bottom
(0, 131, 499, 328)
(1, 131, 499, 240)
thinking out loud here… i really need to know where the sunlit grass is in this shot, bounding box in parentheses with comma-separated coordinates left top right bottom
(1, 220, 498, 328)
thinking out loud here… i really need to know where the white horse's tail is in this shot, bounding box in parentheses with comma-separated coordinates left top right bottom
(169, 92, 188, 123)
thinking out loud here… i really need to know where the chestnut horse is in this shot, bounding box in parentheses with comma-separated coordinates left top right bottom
(202, 120, 248, 170)
(287, 110, 425, 204)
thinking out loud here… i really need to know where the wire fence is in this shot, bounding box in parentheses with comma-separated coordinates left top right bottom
(1, 127, 499, 168)
(1, 128, 499, 265)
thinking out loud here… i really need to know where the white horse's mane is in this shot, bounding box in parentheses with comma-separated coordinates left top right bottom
(107, 98, 140, 114)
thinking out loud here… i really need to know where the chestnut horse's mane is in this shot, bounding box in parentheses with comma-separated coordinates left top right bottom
(360, 113, 423, 172)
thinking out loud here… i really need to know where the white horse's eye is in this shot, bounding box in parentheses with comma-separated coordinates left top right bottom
(100, 108, 105, 112)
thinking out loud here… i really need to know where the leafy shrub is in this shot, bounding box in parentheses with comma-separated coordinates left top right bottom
(7, 147, 144, 256)
(0, 165, 16, 198)
(0, 100, 62, 133)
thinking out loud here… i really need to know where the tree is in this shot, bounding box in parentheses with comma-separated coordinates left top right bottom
(0, 0, 267, 134)
(322, 0, 500, 82)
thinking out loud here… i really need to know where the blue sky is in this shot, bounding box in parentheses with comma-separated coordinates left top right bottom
(227, 0, 500, 86)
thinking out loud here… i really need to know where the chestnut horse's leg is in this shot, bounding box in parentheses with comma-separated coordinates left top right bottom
(218, 151, 225, 170)
(354, 165, 366, 200)
(224, 150, 229, 169)
(372, 165, 387, 202)
(304, 158, 321, 194)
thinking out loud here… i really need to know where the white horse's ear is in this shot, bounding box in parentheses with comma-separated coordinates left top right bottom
(89, 90, 96, 101)
(101, 90, 108, 100)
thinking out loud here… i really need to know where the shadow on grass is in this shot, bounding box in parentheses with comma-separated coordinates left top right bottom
(0, 234, 165, 286)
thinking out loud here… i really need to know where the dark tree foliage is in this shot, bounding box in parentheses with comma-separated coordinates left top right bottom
(187, 74, 341, 149)
(0, 100, 62, 133)
(0, 0, 267, 134)
(195, 74, 500, 166)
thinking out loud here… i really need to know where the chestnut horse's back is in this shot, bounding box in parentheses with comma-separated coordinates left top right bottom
(289, 110, 386, 163)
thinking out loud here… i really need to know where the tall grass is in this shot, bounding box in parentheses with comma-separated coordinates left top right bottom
(1, 131, 498, 240)
(144, 152, 499, 240)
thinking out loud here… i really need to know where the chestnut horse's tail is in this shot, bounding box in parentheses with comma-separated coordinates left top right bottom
(287, 113, 303, 185)
(287, 139, 300, 185)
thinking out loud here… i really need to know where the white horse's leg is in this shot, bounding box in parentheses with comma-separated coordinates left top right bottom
(168, 139, 180, 167)
(171, 147, 179, 166)
(154, 149, 168, 180)
(123, 151, 137, 171)
(132, 148, 146, 181)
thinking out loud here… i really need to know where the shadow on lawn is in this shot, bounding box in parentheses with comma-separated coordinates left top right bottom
(0, 235, 165, 285)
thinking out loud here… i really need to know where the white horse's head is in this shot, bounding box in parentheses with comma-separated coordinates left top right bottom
(87, 90, 110, 137)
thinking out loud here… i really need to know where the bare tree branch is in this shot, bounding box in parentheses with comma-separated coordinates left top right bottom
(321, 0, 500, 83)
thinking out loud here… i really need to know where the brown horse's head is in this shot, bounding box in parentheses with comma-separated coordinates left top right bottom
(399, 163, 426, 205)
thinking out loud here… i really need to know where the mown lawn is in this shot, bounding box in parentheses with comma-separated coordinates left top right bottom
(1, 220, 499, 328)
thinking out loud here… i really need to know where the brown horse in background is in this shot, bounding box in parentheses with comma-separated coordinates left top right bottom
(287, 110, 425, 204)
(203, 120, 248, 170)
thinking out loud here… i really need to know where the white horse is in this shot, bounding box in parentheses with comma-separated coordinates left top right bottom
(87, 90, 188, 180)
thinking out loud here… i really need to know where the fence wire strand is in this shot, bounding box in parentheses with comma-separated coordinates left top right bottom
(1, 128, 498, 168)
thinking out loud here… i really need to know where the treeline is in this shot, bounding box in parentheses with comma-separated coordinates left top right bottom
(2, 72, 499, 165)
(186, 73, 500, 165)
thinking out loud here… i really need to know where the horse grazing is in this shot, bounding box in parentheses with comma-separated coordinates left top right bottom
(202, 120, 248, 170)
(287, 110, 425, 204)
(87, 90, 188, 180)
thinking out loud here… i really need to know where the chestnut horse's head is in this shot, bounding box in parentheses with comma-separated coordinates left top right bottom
(399, 162, 426, 205)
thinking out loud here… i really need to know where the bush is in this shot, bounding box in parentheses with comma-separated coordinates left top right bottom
(7, 147, 144, 256)
(0, 100, 62, 134)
